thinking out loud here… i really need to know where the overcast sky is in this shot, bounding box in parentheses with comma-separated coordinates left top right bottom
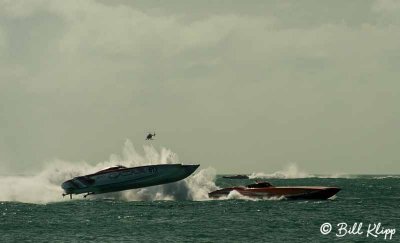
(1, 0, 399, 174)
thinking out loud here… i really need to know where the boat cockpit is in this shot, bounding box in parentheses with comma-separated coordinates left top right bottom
(93, 165, 127, 175)
(246, 181, 273, 188)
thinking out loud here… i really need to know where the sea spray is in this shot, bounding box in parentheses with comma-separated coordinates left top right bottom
(215, 190, 284, 201)
(0, 139, 217, 203)
(117, 167, 218, 201)
(249, 163, 351, 179)
(0, 160, 93, 204)
(249, 163, 309, 179)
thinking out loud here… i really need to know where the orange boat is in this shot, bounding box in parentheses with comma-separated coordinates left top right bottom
(208, 181, 340, 200)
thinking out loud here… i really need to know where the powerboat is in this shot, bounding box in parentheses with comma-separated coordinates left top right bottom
(61, 163, 199, 198)
(222, 175, 249, 179)
(208, 181, 340, 200)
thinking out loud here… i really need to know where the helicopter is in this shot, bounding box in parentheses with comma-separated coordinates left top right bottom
(146, 132, 156, 140)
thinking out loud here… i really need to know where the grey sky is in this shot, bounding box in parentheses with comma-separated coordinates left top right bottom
(0, 0, 399, 174)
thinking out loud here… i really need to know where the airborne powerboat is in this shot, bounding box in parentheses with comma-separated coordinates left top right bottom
(62, 163, 199, 198)
(208, 181, 340, 200)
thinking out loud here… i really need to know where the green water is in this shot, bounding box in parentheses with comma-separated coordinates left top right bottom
(1, 176, 399, 242)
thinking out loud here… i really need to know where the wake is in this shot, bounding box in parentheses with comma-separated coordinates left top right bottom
(216, 190, 285, 201)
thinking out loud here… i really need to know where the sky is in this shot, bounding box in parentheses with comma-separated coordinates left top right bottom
(0, 0, 399, 174)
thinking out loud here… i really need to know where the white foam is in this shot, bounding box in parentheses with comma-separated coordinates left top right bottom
(249, 163, 351, 179)
(249, 163, 309, 179)
(215, 190, 284, 201)
(372, 175, 400, 179)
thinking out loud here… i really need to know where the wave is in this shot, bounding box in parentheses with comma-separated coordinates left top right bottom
(248, 163, 352, 179)
(0, 139, 217, 204)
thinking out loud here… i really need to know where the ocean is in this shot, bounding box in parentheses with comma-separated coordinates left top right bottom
(1, 174, 399, 242)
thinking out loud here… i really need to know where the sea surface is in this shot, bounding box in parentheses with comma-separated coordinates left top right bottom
(1, 175, 399, 242)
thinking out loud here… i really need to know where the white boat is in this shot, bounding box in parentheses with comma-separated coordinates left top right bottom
(61, 163, 199, 198)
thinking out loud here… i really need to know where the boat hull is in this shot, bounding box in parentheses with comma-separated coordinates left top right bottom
(62, 164, 199, 195)
(208, 186, 340, 200)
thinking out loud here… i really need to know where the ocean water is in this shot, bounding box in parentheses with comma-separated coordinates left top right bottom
(1, 175, 399, 242)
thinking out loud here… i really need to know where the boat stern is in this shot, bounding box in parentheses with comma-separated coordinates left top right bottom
(61, 179, 77, 194)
